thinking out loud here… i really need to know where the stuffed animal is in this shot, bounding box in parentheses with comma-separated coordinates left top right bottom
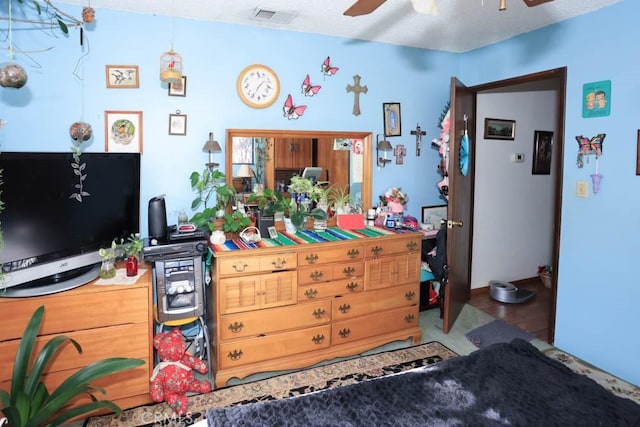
(150, 327, 212, 415)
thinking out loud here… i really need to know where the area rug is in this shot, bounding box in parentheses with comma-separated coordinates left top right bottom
(464, 318, 535, 348)
(85, 341, 458, 427)
(544, 347, 640, 405)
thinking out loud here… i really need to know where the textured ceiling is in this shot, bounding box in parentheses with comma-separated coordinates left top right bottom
(58, 0, 621, 52)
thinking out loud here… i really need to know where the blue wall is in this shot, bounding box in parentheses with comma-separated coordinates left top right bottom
(460, 1, 639, 386)
(2, 2, 638, 386)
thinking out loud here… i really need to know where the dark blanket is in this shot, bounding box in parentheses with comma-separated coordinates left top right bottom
(206, 339, 640, 426)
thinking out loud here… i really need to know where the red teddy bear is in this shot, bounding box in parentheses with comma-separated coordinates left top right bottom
(150, 327, 212, 415)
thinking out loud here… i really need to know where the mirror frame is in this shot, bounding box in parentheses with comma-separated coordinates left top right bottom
(225, 129, 373, 210)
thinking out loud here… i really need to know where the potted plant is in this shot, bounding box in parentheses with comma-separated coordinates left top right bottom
(0, 305, 144, 427)
(98, 239, 119, 279)
(189, 169, 237, 230)
(246, 189, 287, 235)
(222, 210, 252, 238)
(282, 196, 327, 231)
(123, 233, 144, 277)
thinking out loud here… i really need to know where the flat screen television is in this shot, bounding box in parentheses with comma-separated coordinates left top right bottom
(0, 152, 141, 297)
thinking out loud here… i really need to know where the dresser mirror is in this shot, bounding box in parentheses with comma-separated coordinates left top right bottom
(225, 129, 373, 210)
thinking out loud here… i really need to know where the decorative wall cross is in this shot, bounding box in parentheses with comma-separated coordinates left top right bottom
(394, 144, 406, 164)
(410, 123, 426, 156)
(346, 74, 367, 116)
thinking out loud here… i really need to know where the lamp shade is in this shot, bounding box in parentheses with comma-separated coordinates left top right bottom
(377, 140, 393, 151)
(237, 164, 254, 178)
(160, 49, 183, 83)
(202, 132, 221, 153)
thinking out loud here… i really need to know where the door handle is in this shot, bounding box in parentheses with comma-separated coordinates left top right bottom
(447, 219, 463, 228)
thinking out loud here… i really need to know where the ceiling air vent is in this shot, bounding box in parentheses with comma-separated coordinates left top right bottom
(252, 8, 297, 24)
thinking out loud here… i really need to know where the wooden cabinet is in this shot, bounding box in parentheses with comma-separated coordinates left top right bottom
(0, 269, 153, 411)
(274, 138, 313, 169)
(209, 232, 422, 387)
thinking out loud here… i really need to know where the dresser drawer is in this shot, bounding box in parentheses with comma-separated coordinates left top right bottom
(364, 236, 421, 258)
(217, 252, 297, 276)
(298, 277, 364, 301)
(219, 300, 331, 340)
(218, 325, 331, 369)
(298, 261, 364, 285)
(332, 283, 418, 321)
(298, 243, 364, 266)
(331, 305, 419, 345)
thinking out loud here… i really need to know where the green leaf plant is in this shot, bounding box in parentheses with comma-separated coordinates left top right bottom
(0, 305, 144, 427)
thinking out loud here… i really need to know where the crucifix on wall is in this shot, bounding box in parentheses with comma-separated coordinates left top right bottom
(346, 74, 367, 116)
(394, 144, 406, 164)
(411, 123, 426, 156)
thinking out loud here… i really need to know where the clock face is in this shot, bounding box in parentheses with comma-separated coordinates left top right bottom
(237, 64, 280, 108)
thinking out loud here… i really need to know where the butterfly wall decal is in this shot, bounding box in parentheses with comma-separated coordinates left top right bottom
(321, 56, 339, 76)
(283, 94, 307, 120)
(575, 133, 605, 156)
(301, 74, 321, 97)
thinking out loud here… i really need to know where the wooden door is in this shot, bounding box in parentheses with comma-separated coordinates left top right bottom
(443, 77, 476, 334)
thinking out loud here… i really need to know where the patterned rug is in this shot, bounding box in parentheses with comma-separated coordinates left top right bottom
(544, 347, 640, 405)
(85, 341, 458, 427)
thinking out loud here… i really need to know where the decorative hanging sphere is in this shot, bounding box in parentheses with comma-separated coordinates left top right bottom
(159, 49, 183, 83)
(0, 63, 28, 89)
(82, 7, 96, 23)
(69, 121, 93, 142)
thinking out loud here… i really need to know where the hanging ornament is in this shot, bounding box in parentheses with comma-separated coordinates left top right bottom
(82, 7, 96, 23)
(160, 49, 183, 83)
(0, 63, 28, 89)
(69, 121, 93, 141)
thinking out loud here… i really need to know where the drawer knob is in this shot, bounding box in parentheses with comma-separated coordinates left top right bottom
(339, 303, 351, 314)
(309, 271, 324, 281)
(406, 241, 418, 251)
(405, 291, 416, 300)
(371, 246, 383, 256)
(233, 262, 248, 272)
(338, 328, 351, 338)
(228, 321, 244, 333)
(304, 253, 319, 264)
(346, 282, 359, 292)
(227, 349, 243, 361)
(272, 257, 287, 269)
(312, 308, 326, 319)
(304, 288, 318, 299)
(312, 334, 325, 344)
(346, 248, 360, 258)
(342, 266, 356, 277)
(404, 314, 415, 324)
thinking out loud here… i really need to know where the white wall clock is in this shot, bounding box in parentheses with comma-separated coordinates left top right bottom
(237, 64, 280, 108)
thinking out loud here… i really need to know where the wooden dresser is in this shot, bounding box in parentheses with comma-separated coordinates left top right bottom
(209, 230, 422, 387)
(0, 268, 153, 410)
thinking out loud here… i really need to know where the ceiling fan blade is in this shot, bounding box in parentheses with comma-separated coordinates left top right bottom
(523, 0, 554, 7)
(344, 0, 388, 17)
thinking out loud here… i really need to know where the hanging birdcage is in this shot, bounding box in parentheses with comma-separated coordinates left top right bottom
(159, 49, 183, 83)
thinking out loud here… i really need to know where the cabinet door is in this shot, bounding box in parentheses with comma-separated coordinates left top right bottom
(366, 254, 420, 291)
(274, 138, 312, 169)
(261, 271, 297, 309)
(219, 271, 296, 314)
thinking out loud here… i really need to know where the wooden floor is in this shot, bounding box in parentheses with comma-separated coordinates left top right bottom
(469, 277, 552, 343)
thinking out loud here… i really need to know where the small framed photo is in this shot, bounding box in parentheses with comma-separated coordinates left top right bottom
(232, 136, 254, 164)
(169, 113, 187, 136)
(484, 118, 516, 140)
(532, 130, 554, 175)
(105, 65, 139, 88)
(383, 102, 402, 137)
(421, 204, 447, 227)
(104, 110, 143, 153)
(168, 76, 187, 97)
(582, 80, 611, 118)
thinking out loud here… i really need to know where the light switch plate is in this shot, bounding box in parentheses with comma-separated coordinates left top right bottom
(576, 181, 589, 198)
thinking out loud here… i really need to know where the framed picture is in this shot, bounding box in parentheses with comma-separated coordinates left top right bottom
(104, 110, 143, 153)
(168, 76, 187, 97)
(232, 136, 254, 164)
(169, 113, 187, 135)
(484, 118, 516, 140)
(532, 130, 554, 175)
(582, 80, 611, 118)
(421, 204, 447, 227)
(636, 130, 640, 176)
(105, 65, 139, 88)
(383, 103, 401, 137)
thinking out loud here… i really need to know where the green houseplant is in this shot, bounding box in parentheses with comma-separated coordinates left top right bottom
(222, 210, 252, 234)
(189, 169, 236, 230)
(0, 305, 144, 427)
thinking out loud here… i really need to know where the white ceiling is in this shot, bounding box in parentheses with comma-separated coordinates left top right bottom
(59, 0, 621, 52)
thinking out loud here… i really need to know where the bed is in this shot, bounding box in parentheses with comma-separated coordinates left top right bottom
(204, 339, 640, 426)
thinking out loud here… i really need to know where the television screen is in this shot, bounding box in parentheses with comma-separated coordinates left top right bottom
(0, 152, 141, 297)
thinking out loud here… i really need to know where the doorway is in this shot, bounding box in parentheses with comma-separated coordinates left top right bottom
(445, 68, 566, 344)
